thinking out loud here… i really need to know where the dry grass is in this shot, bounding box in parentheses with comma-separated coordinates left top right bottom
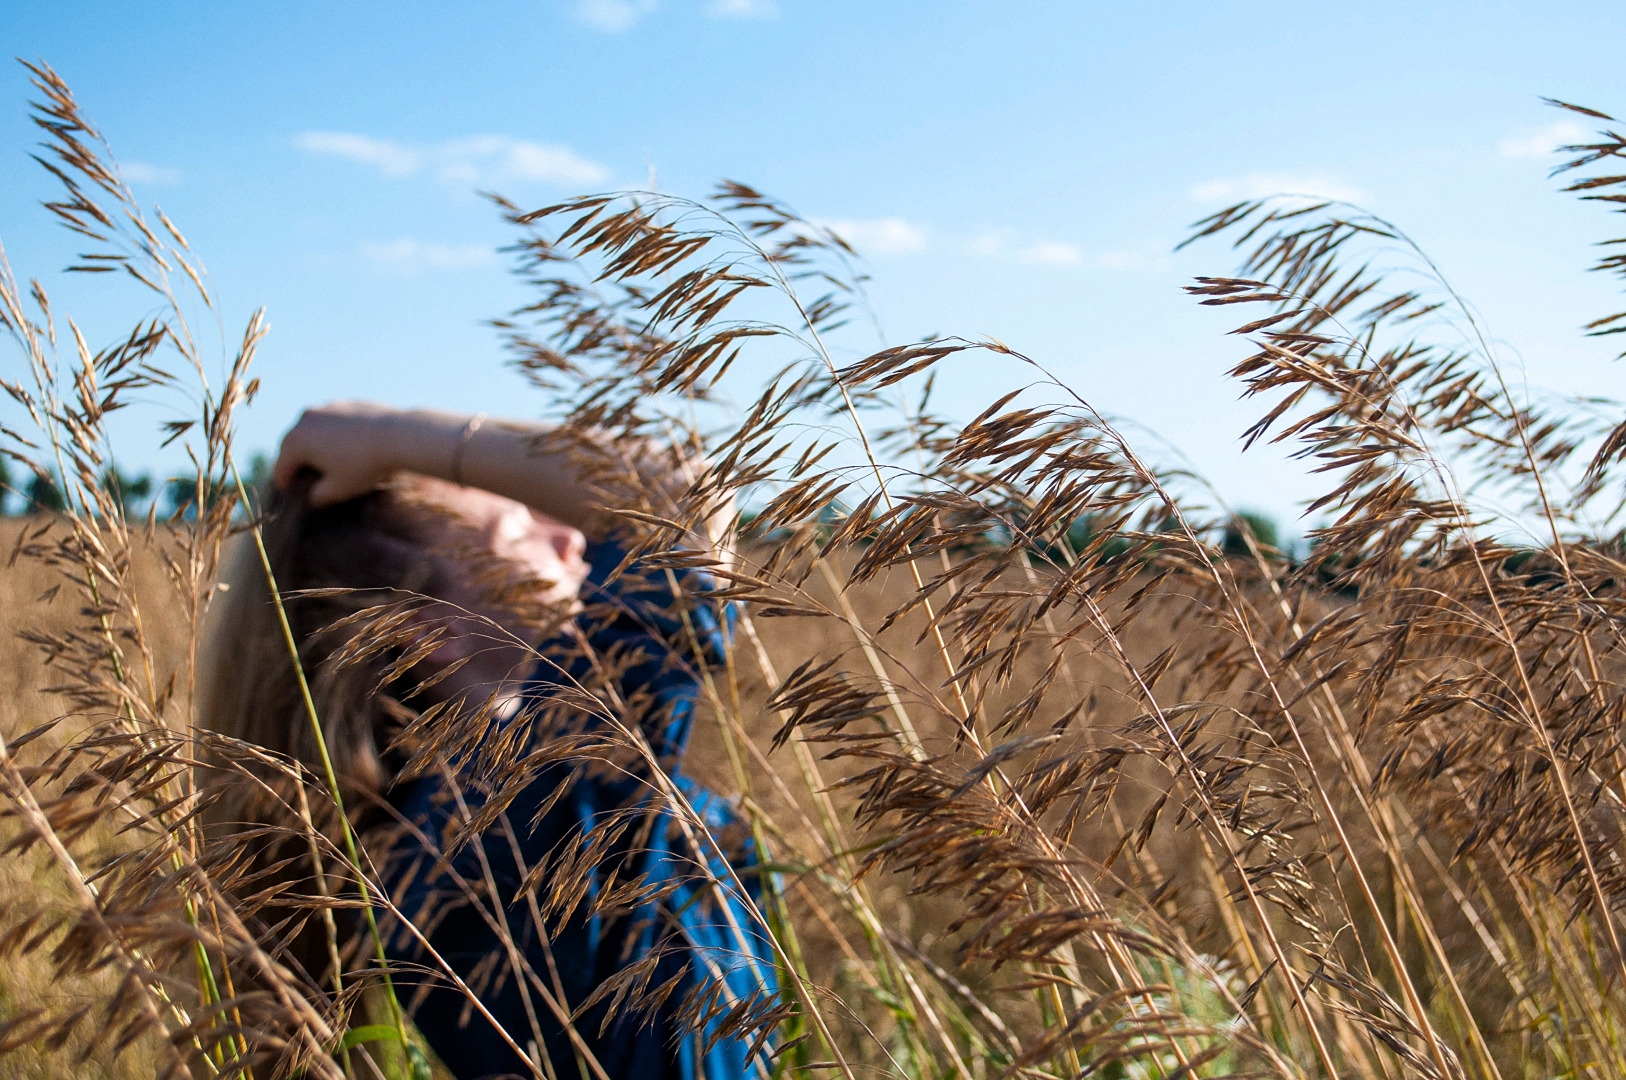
(0, 526, 1243, 1078)
(7, 59, 1626, 1080)
(0, 519, 177, 1078)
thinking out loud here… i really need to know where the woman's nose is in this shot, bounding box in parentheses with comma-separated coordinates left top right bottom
(549, 522, 587, 565)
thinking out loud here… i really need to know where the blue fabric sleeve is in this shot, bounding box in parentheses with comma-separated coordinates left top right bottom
(379, 539, 775, 1080)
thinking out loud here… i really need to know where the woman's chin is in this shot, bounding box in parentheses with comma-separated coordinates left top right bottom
(488, 689, 524, 722)
(414, 654, 534, 713)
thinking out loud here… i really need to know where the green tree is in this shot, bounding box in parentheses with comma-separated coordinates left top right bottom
(1222, 510, 1281, 558)
(1036, 514, 1132, 566)
(26, 470, 65, 514)
(246, 451, 273, 492)
(164, 475, 200, 520)
(102, 467, 153, 513)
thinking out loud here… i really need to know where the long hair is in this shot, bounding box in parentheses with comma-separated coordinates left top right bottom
(199, 476, 441, 796)
(197, 476, 444, 979)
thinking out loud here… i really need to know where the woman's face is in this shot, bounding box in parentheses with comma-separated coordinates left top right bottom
(397, 476, 590, 707)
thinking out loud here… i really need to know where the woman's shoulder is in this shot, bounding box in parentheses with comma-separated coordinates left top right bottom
(578, 538, 726, 633)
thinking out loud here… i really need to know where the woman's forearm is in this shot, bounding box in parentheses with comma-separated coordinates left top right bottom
(395, 410, 730, 561)
(379, 409, 603, 529)
(274, 403, 695, 536)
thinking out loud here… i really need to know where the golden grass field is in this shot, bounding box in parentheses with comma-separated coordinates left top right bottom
(10, 62, 1626, 1080)
(0, 520, 191, 1077)
(0, 518, 1218, 1078)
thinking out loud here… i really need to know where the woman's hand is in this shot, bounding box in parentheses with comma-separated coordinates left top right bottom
(273, 402, 724, 558)
(273, 401, 422, 506)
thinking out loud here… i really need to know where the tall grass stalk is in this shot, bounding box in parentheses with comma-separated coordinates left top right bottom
(11, 64, 1626, 1080)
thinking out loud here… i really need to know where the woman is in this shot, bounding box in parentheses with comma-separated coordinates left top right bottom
(202, 403, 775, 1080)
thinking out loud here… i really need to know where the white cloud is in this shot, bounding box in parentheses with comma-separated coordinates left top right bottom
(1090, 247, 1171, 272)
(1190, 172, 1368, 206)
(297, 131, 609, 188)
(967, 231, 1009, 256)
(1016, 241, 1083, 268)
(121, 161, 181, 185)
(361, 239, 498, 274)
(297, 132, 421, 177)
(576, 0, 657, 31)
(432, 135, 609, 186)
(704, 0, 778, 17)
(1499, 119, 1593, 159)
(966, 231, 1167, 272)
(819, 217, 928, 256)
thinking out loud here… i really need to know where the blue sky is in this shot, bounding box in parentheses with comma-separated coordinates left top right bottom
(2, 1, 1624, 535)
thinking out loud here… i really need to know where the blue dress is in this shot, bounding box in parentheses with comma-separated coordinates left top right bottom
(380, 541, 778, 1080)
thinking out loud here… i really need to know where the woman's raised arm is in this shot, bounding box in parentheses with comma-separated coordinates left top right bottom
(272, 402, 606, 524)
(271, 402, 727, 557)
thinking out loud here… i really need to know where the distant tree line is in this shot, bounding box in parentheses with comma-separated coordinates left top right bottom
(738, 501, 1596, 601)
(0, 453, 272, 517)
(739, 502, 1298, 563)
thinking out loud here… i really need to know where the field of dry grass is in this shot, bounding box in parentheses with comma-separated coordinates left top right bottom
(0, 522, 1191, 1076)
(0, 506, 1592, 1080)
(11, 59, 1626, 1080)
(0, 518, 186, 1077)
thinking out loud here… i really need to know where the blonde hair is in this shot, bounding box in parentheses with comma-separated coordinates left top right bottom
(198, 478, 442, 810)
(195, 479, 457, 981)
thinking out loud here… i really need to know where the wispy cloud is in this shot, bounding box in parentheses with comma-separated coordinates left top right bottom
(970, 232, 1147, 271)
(1016, 240, 1083, 268)
(1499, 119, 1593, 159)
(838, 222, 1153, 272)
(1090, 247, 1171, 272)
(1190, 172, 1368, 206)
(121, 161, 181, 185)
(818, 217, 928, 256)
(297, 132, 419, 176)
(967, 231, 1008, 257)
(704, 0, 778, 18)
(576, 0, 657, 31)
(296, 131, 609, 188)
(360, 238, 498, 274)
(431, 136, 609, 185)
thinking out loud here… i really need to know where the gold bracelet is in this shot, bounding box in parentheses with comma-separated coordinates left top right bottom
(449, 412, 487, 486)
